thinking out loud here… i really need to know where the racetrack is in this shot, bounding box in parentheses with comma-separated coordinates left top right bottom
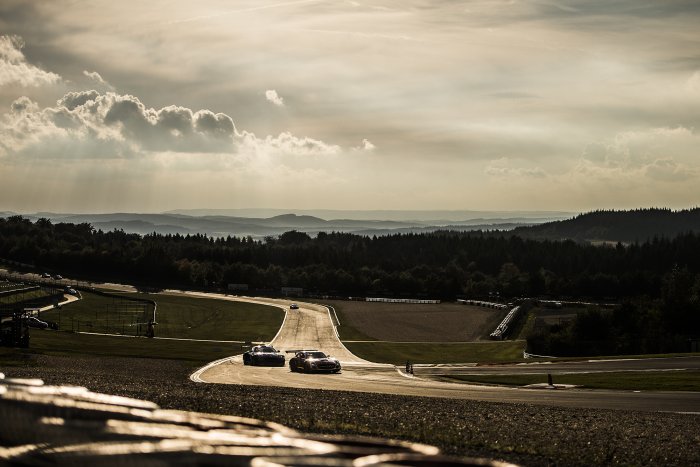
(191, 296, 700, 414)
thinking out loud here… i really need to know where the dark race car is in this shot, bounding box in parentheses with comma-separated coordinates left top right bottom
(243, 345, 285, 367)
(25, 316, 49, 329)
(288, 350, 341, 373)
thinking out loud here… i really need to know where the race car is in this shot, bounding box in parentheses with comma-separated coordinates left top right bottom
(289, 303, 299, 310)
(242, 345, 285, 367)
(25, 316, 49, 329)
(288, 350, 341, 373)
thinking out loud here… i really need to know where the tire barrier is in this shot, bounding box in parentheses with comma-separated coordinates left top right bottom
(0, 375, 519, 466)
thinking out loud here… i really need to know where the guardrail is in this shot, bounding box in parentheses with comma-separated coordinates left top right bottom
(489, 305, 521, 340)
(457, 299, 509, 310)
(366, 298, 441, 304)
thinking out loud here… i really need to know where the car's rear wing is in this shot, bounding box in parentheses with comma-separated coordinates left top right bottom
(285, 349, 318, 354)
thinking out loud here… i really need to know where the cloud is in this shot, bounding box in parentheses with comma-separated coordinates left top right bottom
(83, 70, 114, 91)
(570, 156, 699, 185)
(485, 158, 547, 178)
(265, 89, 285, 106)
(0, 35, 61, 87)
(9, 95, 38, 114)
(0, 90, 341, 160)
(686, 70, 700, 95)
(354, 138, 375, 151)
(360, 138, 375, 151)
(566, 126, 700, 184)
(581, 126, 698, 170)
(644, 158, 699, 182)
(1, 91, 236, 157)
(238, 131, 340, 157)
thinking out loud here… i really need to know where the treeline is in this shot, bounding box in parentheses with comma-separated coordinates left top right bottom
(528, 267, 700, 355)
(2, 215, 700, 301)
(513, 207, 700, 243)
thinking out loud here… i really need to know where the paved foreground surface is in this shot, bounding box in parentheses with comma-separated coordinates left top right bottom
(4, 373, 488, 467)
(193, 296, 700, 414)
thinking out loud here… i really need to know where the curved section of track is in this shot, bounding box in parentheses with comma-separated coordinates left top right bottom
(186, 294, 700, 413)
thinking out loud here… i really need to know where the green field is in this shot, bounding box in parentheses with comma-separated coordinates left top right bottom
(435, 371, 700, 392)
(343, 340, 525, 364)
(40, 291, 283, 341)
(10, 291, 284, 362)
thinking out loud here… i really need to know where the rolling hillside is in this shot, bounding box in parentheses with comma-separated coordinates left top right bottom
(510, 208, 700, 243)
(6, 211, 567, 238)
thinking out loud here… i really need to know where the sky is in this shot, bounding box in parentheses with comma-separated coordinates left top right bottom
(0, 0, 699, 214)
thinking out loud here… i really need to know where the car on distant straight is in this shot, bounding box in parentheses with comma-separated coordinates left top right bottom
(242, 345, 285, 367)
(53, 274, 63, 280)
(41, 273, 51, 278)
(288, 350, 341, 373)
(289, 303, 299, 310)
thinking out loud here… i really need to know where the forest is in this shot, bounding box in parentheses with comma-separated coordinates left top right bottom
(1, 214, 698, 355)
(2, 214, 700, 299)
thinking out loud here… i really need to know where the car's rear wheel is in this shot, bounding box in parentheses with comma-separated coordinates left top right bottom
(243, 355, 250, 365)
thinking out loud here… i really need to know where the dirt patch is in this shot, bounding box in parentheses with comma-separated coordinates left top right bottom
(326, 300, 507, 342)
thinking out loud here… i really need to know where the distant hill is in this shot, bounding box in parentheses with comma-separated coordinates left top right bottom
(510, 208, 700, 243)
(165, 208, 573, 222)
(4, 211, 566, 239)
(8, 209, 699, 242)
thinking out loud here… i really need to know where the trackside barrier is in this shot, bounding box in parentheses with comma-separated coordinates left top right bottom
(523, 351, 557, 359)
(366, 298, 440, 304)
(489, 306, 521, 340)
(457, 299, 509, 310)
(0, 375, 520, 466)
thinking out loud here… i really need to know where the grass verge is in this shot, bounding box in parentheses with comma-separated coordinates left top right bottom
(1, 330, 242, 363)
(343, 340, 525, 364)
(435, 371, 700, 391)
(329, 302, 378, 341)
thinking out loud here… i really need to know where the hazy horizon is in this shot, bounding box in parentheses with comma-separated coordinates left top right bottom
(2, 207, 576, 222)
(1, 1, 699, 213)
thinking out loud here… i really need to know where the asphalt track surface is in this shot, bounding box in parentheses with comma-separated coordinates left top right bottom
(416, 356, 700, 375)
(190, 295, 700, 414)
